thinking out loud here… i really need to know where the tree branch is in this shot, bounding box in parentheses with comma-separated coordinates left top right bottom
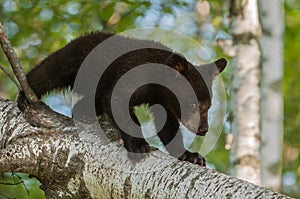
(0, 22, 38, 102)
(0, 98, 292, 199)
(0, 64, 21, 90)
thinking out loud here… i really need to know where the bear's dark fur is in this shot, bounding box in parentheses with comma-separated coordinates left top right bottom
(22, 31, 227, 166)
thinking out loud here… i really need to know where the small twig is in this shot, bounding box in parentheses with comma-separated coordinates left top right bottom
(13, 173, 30, 196)
(0, 64, 21, 90)
(0, 21, 38, 102)
(0, 172, 30, 196)
(0, 180, 24, 185)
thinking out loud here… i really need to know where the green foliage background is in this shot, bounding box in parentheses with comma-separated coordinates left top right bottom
(283, 0, 300, 196)
(0, 0, 298, 198)
(0, 173, 44, 199)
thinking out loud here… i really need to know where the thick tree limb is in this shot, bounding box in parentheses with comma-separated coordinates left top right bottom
(0, 98, 292, 198)
(0, 22, 38, 102)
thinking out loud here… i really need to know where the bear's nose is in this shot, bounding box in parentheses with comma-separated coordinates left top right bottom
(198, 126, 208, 136)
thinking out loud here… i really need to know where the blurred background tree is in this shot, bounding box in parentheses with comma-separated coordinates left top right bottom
(0, 0, 299, 198)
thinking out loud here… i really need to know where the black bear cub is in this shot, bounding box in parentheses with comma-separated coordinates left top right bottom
(20, 31, 227, 166)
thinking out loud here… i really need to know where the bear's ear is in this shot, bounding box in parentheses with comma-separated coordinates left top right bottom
(214, 58, 227, 73)
(166, 53, 188, 73)
(202, 58, 227, 76)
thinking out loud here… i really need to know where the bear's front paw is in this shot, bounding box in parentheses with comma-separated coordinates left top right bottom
(179, 151, 206, 166)
(17, 91, 29, 111)
(124, 137, 150, 161)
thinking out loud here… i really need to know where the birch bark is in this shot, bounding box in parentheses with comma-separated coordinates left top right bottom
(229, 0, 262, 185)
(0, 98, 291, 198)
(259, 0, 284, 191)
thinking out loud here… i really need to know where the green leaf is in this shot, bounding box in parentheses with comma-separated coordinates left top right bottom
(99, 2, 115, 22)
(0, 172, 45, 199)
(133, 103, 153, 123)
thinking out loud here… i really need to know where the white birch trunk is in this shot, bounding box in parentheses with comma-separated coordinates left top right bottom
(0, 98, 291, 198)
(259, 0, 284, 191)
(229, 0, 262, 185)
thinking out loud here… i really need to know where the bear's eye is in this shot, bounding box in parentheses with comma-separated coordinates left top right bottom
(190, 103, 197, 109)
